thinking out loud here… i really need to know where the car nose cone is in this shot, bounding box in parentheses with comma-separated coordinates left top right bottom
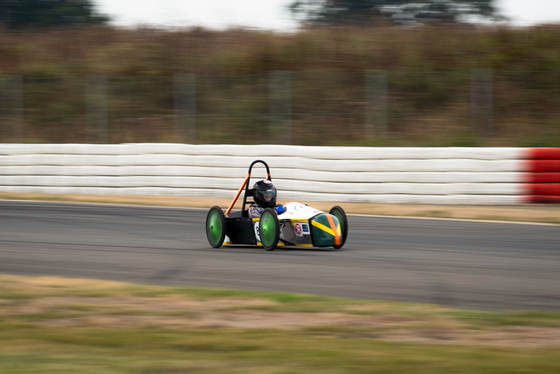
(310, 213, 341, 247)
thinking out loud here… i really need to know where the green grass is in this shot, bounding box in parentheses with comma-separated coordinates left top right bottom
(1, 326, 560, 374)
(2, 274, 560, 373)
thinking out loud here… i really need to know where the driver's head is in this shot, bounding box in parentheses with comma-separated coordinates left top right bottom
(263, 192, 274, 202)
(253, 180, 277, 208)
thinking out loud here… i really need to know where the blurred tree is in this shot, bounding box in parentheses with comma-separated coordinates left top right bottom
(289, 0, 501, 27)
(0, 0, 110, 29)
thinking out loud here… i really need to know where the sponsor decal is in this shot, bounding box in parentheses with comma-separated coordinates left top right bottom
(301, 223, 310, 234)
(253, 221, 261, 241)
(294, 223, 303, 237)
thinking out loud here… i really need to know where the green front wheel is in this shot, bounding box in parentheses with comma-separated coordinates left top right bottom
(259, 208, 279, 251)
(329, 206, 348, 249)
(206, 206, 226, 248)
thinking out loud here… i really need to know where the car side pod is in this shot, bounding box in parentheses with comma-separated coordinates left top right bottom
(309, 213, 342, 247)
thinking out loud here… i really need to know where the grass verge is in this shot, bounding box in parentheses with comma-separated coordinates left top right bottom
(1, 274, 560, 373)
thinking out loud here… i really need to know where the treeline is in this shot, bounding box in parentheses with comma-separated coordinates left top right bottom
(3, 25, 560, 75)
(0, 25, 559, 146)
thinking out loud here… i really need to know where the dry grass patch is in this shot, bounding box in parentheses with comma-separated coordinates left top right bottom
(2, 274, 560, 348)
(2, 274, 560, 374)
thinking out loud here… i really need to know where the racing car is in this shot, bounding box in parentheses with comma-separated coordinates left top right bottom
(205, 160, 348, 251)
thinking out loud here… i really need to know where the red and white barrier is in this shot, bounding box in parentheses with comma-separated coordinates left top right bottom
(523, 148, 560, 204)
(0, 145, 558, 204)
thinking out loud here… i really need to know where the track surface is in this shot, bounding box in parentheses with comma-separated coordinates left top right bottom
(1, 201, 559, 311)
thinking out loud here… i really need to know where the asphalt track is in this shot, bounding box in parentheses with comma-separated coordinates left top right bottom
(1, 200, 559, 311)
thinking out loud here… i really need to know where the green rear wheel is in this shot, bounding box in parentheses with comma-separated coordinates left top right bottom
(206, 206, 226, 248)
(259, 208, 279, 251)
(329, 206, 348, 249)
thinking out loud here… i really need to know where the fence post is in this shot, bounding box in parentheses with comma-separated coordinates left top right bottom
(470, 69, 493, 137)
(269, 71, 291, 145)
(86, 75, 108, 143)
(0, 75, 23, 143)
(365, 70, 388, 137)
(174, 73, 196, 143)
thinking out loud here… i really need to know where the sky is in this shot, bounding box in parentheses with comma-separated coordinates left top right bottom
(93, 0, 560, 30)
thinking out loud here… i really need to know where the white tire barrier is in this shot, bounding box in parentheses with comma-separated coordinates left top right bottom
(0, 144, 546, 204)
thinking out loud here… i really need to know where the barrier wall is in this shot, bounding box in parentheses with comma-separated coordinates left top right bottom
(524, 148, 560, 204)
(0, 144, 557, 204)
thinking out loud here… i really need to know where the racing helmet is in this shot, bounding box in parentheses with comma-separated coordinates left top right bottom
(252, 179, 277, 208)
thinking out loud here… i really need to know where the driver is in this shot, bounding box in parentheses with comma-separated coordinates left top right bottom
(248, 179, 278, 218)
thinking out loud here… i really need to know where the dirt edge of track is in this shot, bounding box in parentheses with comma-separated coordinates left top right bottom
(1, 193, 559, 225)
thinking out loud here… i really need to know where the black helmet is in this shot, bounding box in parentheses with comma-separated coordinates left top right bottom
(252, 179, 277, 208)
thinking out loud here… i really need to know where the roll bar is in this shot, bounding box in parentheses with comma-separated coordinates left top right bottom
(224, 160, 271, 216)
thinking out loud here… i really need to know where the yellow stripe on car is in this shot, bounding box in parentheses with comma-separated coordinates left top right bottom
(290, 219, 309, 223)
(257, 242, 286, 247)
(311, 220, 337, 237)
